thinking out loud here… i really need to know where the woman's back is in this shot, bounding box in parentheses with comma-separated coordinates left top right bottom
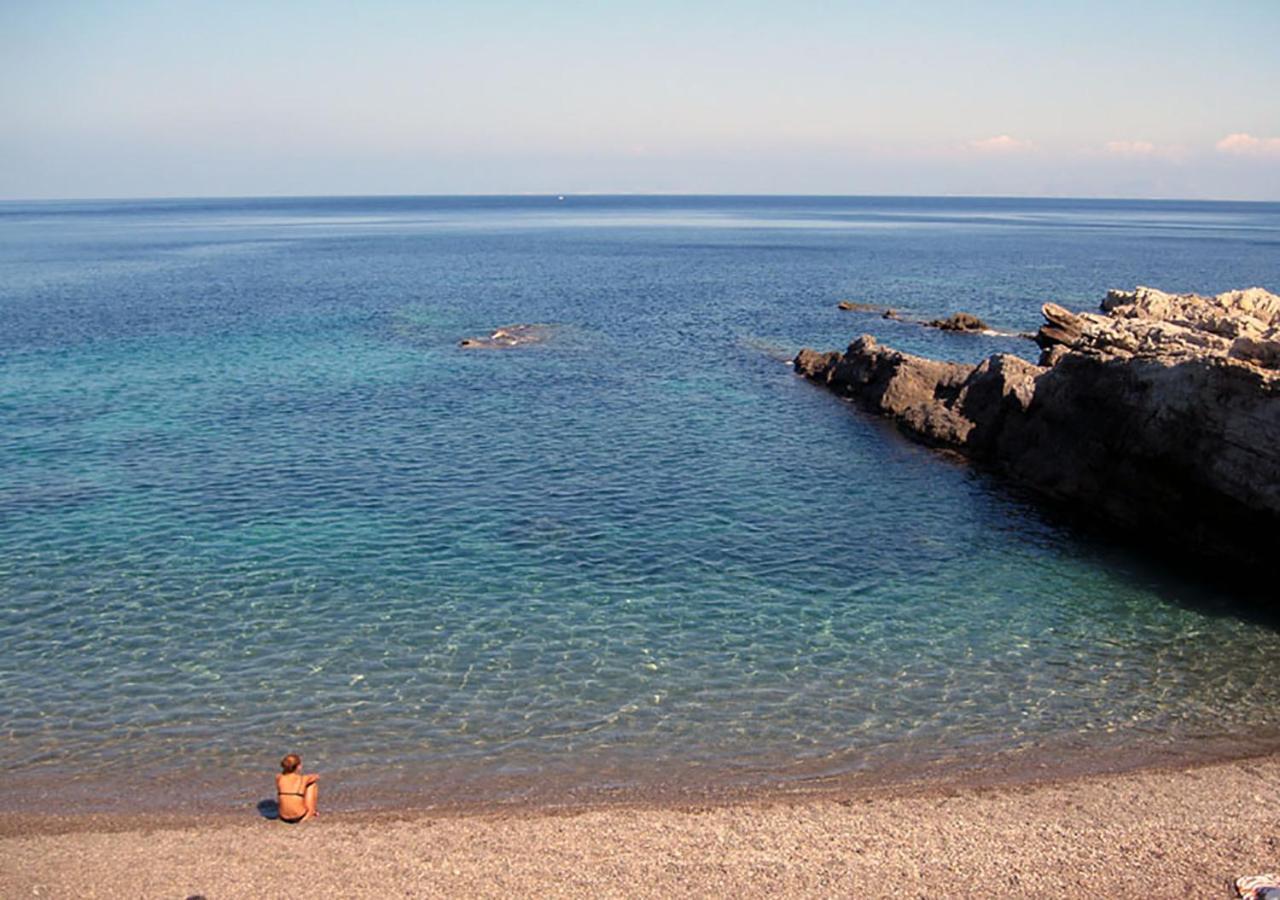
(276, 771, 309, 820)
(275, 752, 319, 823)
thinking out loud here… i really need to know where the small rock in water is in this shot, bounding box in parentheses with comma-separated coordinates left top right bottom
(837, 300, 888, 313)
(925, 312, 989, 332)
(458, 323, 552, 349)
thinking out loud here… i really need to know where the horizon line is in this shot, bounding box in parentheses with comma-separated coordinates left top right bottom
(3, 190, 1280, 205)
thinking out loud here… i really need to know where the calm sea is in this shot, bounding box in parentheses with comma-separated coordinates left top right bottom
(3, 195, 1279, 813)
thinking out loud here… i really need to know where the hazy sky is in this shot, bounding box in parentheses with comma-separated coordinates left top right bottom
(3, 0, 1279, 199)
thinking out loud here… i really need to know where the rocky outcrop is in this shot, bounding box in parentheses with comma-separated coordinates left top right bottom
(795, 286, 1280, 568)
(1036, 286, 1280, 367)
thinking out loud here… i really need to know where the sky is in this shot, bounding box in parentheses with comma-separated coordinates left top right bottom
(2, 0, 1279, 200)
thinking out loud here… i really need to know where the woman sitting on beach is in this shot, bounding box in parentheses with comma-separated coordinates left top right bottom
(275, 753, 319, 823)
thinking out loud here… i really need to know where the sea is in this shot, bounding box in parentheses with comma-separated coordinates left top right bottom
(2, 195, 1279, 814)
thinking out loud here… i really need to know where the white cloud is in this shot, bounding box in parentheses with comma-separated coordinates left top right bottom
(1104, 140, 1157, 157)
(968, 134, 1034, 153)
(1215, 133, 1280, 157)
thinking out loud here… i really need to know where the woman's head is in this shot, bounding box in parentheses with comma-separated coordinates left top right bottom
(281, 753, 301, 773)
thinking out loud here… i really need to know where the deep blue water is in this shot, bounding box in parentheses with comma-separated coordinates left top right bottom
(3, 195, 1280, 811)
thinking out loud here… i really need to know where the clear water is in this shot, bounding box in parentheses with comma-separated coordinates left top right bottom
(2, 195, 1279, 812)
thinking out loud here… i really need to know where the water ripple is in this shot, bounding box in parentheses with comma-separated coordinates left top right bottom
(3, 196, 1280, 807)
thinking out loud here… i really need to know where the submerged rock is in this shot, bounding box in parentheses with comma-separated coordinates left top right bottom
(838, 302, 1010, 334)
(837, 300, 890, 313)
(795, 286, 1280, 569)
(459, 324, 552, 349)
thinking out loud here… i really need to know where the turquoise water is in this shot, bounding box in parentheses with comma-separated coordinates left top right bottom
(3, 196, 1280, 811)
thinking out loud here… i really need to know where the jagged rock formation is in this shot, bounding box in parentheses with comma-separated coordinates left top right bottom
(1039, 286, 1280, 367)
(795, 286, 1280, 567)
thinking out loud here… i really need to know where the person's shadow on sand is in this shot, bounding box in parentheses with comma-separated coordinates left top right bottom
(256, 799, 280, 820)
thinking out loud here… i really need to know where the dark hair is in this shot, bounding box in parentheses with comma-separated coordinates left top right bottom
(280, 753, 301, 773)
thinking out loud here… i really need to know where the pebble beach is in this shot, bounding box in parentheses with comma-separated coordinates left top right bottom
(5, 753, 1279, 898)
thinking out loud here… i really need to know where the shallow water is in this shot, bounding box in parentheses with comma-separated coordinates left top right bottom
(2, 195, 1279, 812)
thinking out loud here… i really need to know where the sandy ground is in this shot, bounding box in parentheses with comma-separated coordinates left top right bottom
(3, 755, 1279, 899)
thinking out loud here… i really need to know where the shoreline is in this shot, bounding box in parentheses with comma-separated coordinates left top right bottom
(7, 726, 1280, 827)
(8, 745, 1280, 837)
(8, 725, 1280, 825)
(8, 741, 1280, 834)
(6, 752, 1280, 896)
